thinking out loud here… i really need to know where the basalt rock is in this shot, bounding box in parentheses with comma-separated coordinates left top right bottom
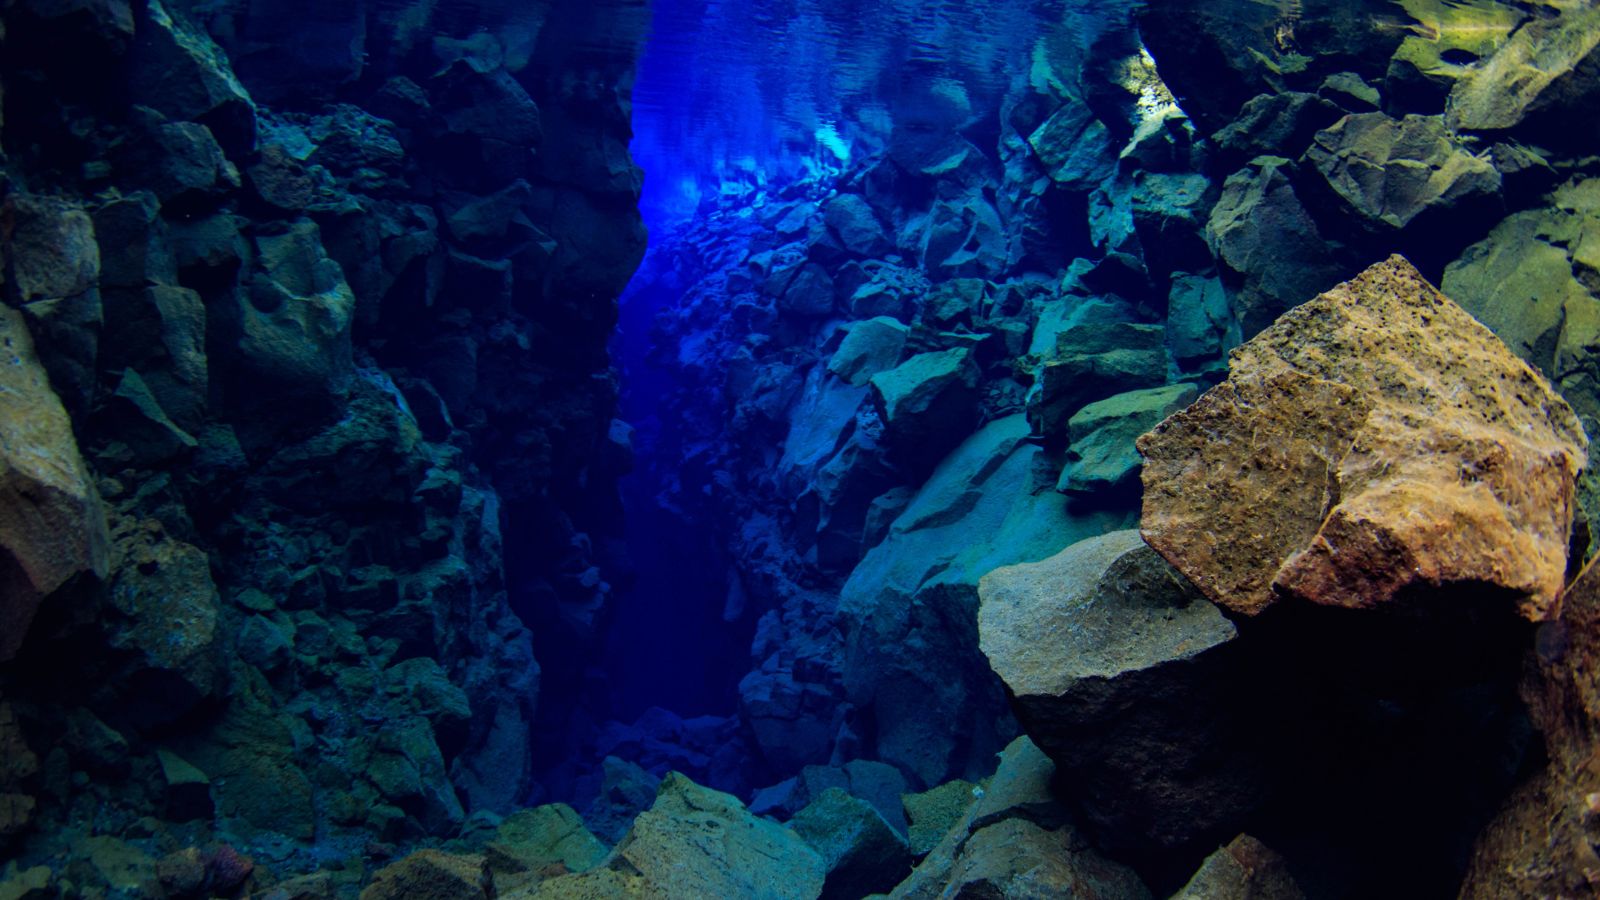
(0, 306, 109, 662)
(1445, 5, 1600, 150)
(1138, 255, 1587, 620)
(978, 530, 1255, 853)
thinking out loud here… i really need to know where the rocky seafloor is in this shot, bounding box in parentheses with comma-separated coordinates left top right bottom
(4, 0, 1600, 898)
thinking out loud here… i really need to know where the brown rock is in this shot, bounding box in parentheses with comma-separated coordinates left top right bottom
(361, 850, 490, 900)
(0, 305, 109, 660)
(1138, 255, 1586, 621)
(1461, 557, 1600, 897)
(1172, 835, 1305, 899)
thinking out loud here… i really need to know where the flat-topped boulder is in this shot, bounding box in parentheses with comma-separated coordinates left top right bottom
(1138, 255, 1587, 621)
(978, 530, 1256, 851)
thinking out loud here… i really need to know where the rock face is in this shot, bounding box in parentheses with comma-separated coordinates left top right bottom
(535, 773, 826, 900)
(1462, 557, 1600, 898)
(1171, 835, 1305, 900)
(0, 306, 109, 662)
(1139, 255, 1587, 621)
(979, 530, 1257, 852)
(888, 737, 1150, 900)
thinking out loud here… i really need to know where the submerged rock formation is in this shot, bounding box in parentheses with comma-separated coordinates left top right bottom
(1140, 256, 1587, 620)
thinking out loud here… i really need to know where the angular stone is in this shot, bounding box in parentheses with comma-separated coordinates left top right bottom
(553, 773, 825, 900)
(889, 737, 1149, 900)
(488, 805, 607, 877)
(1206, 156, 1353, 338)
(1461, 557, 1600, 897)
(1138, 256, 1587, 621)
(1441, 178, 1600, 422)
(823, 193, 889, 257)
(869, 348, 980, 478)
(104, 526, 222, 724)
(828, 317, 908, 387)
(1445, 6, 1600, 148)
(361, 851, 489, 900)
(129, 0, 256, 153)
(790, 787, 912, 900)
(232, 220, 355, 400)
(901, 780, 975, 857)
(1028, 99, 1115, 192)
(0, 306, 109, 662)
(1304, 113, 1501, 234)
(1172, 835, 1305, 900)
(157, 749, 213, 822)
(1027, 322, 1167, 440)
(1166, 272, 1235, 368)
(979, 530, 1253, 851)
(1211, 93, 1344, 174)
(1058, 385, 1198, 496)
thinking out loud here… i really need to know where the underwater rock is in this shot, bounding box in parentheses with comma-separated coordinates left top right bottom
(104, 519, 223, 727)
(2, 193, 104, 417)
(362, 850, 491, 900)
(541, 773, 825, 900)
(790, 787, 913, 900)
(0, 306, 109, 663)
(227, 219, 356, 410)
(979, 530, 1256, 853)
(1302, 112, 1502, 238)
(485, 805, 607, 891)
(901, 780, 976, 857)
(1027, 320, 1168, 440)
(580, 756, 661, 845)
(1028, 98, 1115, 193)
(1461, 556, 1600, 897)
(888, 736, 1149, 900)
(1166, 272, 1235, 369)
(1205, 155, 1353, 338)
(129, 0, 256, 154)
(1445, 5, 1600, 150)
(823, 193, 890, 257)
(1057, 384, 1199, 496)
(1211, 92, 1344, 173)
(1139, 255, 1587, 620)
(1441, 178, 1600, 423)
(1385, 2, 1523, 115)
(869, 347, 980, 478)
(1171, 835, 1305, 900)
(840, 415, 1132, 786)
(828, 316, 909, 387)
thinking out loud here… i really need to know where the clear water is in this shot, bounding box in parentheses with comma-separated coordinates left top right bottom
(632, 0, 1143, 223)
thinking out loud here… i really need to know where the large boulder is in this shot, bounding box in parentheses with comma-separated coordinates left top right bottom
(1302, 112, 1502, 240)
(129, 0, 256, 154)
(869, 348, 980, 478)
(1445, 5, 1600, 150)
(789, 787, 912, 900)
(538, 773, 825, 899)
(1172, 835, 1305, 900)
(1027, 321, 1168, 439)
(1057, 384, 1199, 496)
(0, 306, 109, 662)
(1461, 556, 1600, 898)
(1205, 156, 1354, 338)
(979, 530, 1257, 852)
(839, 416, 1132, 786)
(1138, 255, 1587, 621)
(1441, 178, 1600, 423)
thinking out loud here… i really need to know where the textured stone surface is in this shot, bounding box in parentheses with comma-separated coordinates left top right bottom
(888, 737, 1150, 900)
(789, 787, 912, 900)
(1461, 557, 1600, 897)
(1139, 255, 1586, 620)
(1446, 5, 1600, 147)
(1172, 835, 1305, 900)
(0, 306, 109, 661)
(361, 851, 490, 900)
(1058, 384, 1198, 495)
(979, 530, 1256, 852)
(1304, 112, 1501, 233)
(539, 773, 825, 900)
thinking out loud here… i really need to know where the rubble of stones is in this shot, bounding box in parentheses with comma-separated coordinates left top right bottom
(4, 0, 1600, 898)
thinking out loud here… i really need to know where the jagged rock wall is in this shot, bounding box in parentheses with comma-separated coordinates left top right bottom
(630, 0, 1600, 828)
(0, 0, 645, 882)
